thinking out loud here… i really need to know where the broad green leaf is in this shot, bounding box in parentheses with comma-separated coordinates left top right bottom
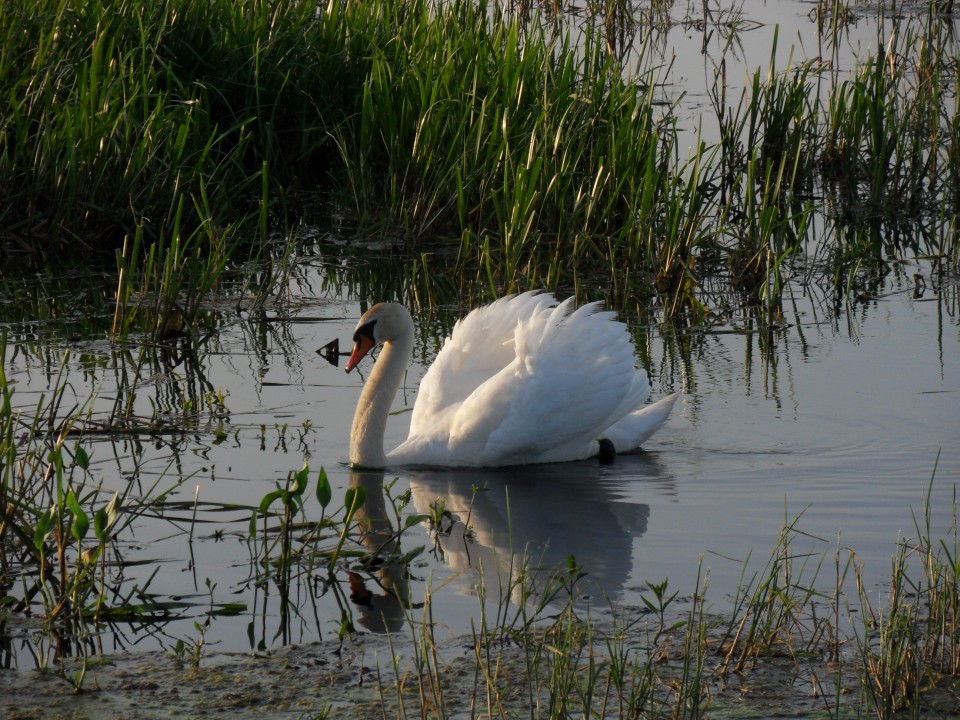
(291, 465, 309, 497)
(316, 467, 332, 508)
(75, 445, 90, 471)
(344, 486, 365, 514)
(67, 490, 89, 542)
(94, 508, 108, 542)
(403, 545, 425, 564)
(259, 489, 284, 515)
(34, 506, 57, 551)
(404, 514, 431, 529)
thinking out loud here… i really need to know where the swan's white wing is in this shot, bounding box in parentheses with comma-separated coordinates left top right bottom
(408, 291, 556, 436)
(389, 294, 671, 467)
(468, 301, 652, 464)
(397, 300, 649, 466)
(602, 393, 679, 451)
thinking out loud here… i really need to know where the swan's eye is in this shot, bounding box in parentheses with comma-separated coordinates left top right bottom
(353, 321, 376, 343)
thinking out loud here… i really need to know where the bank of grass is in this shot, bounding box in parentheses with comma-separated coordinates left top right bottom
(1, 0, 956, 335)
(0, 0, 329, 246)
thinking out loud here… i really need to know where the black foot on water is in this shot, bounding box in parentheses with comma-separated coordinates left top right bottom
(598, 438, 616, 465)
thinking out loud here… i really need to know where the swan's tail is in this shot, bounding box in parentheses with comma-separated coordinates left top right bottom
(602, 393, 679, 453)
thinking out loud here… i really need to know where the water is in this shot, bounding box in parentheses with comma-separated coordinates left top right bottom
(2, 0, 959, 667)
(3, 250, 956, 662)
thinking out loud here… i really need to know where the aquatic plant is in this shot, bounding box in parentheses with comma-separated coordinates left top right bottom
(0, 336, 203, 679)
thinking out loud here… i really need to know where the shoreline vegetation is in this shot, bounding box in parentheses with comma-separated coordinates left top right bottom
(1, 0, 958, 717)
(0, 0, 957, 330)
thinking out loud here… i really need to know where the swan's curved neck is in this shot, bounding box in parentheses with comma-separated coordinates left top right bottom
(349, 329, 413, 468)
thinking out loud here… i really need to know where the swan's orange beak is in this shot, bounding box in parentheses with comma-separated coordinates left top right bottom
(345, 334, 375, 373)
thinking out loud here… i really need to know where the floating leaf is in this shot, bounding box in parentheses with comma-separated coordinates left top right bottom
(207, 602, 247, 617)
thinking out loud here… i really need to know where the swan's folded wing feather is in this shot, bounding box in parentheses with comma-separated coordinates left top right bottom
(449, 301, 652, 465)
(601, 393, 679, 452)
(395, 294, 667, 467)
(409, 292, 556, 435)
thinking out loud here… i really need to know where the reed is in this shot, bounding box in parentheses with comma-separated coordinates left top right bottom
(717, 509, 829, 676)
(0, 338, 200, 683)
(3, 0, 958, 322)
(0, 0, 331, 246)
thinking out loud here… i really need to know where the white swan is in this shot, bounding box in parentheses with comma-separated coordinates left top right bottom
(346, 291, 677, 468)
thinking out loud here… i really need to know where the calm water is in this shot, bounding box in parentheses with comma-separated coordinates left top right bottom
(2, 0, 959, 664)
(3, 252, 957, 659)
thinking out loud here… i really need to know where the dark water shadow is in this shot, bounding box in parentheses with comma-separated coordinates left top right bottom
(346, 469, 411, 634)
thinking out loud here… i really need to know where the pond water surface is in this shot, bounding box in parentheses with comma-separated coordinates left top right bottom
(3, 249, 957, 663)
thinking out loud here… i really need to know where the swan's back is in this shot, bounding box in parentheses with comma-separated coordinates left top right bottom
(390, 292, 662, 467)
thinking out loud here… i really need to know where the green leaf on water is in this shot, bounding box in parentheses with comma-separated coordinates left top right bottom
(316, 467, 331, 509)
(67, 490, 89, 542)
(207, 602, 247, 617)
(34, 507, 57, 552)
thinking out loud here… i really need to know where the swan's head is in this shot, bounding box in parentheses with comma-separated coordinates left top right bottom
(345, 303, 413, 373)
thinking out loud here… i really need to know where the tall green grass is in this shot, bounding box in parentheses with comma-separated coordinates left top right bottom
(1, 0, 957, 325)
(314, 0, 960, 314)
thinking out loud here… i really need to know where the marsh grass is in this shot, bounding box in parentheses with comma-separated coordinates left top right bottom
(1, 0, 959, 707)
(0, 0, 324, 248)
(327, 0, 958, 316)
(0, 335, 203, 679)
(1, 0, 329, 341)
(2, 0, 957, 326)
(3, 350, 958, 716)
(0, 353, 424, 663)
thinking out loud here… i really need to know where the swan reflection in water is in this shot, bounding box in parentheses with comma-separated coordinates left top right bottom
(347, 453, 671, 632)
(346, 469, 410, 634)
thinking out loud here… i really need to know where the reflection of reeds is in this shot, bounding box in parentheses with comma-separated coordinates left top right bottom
(0, 340, 194, 684)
